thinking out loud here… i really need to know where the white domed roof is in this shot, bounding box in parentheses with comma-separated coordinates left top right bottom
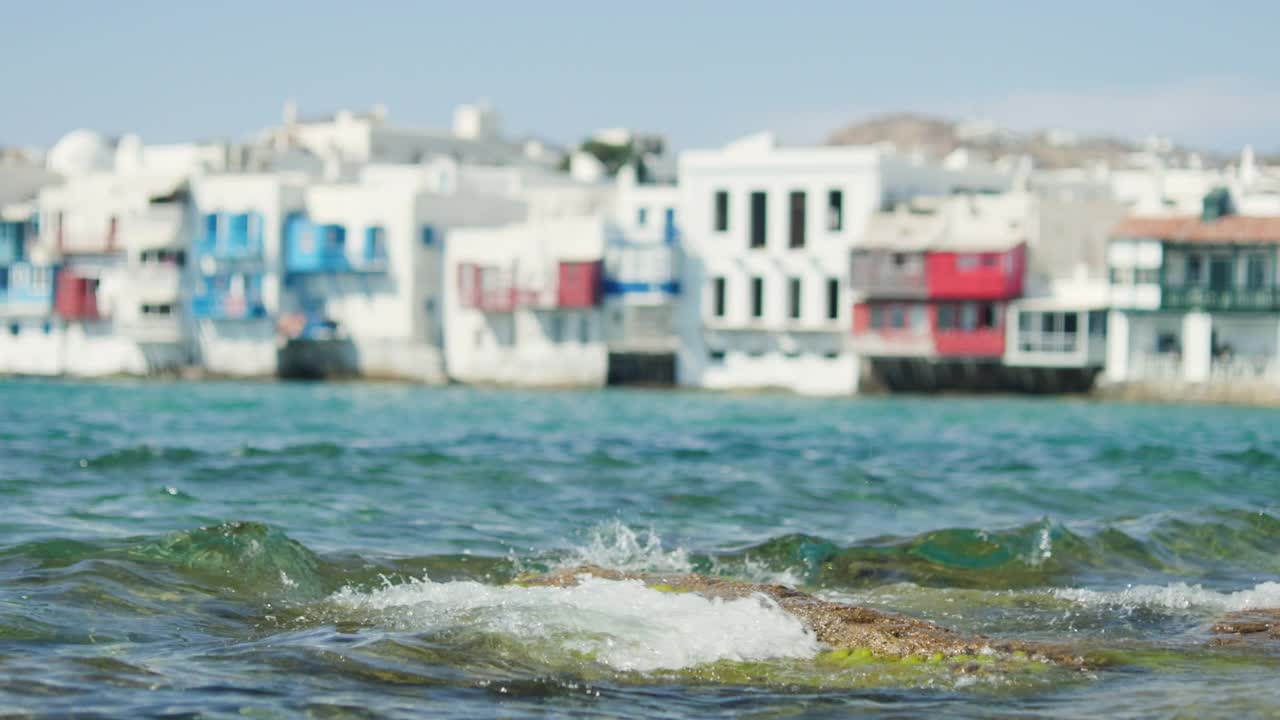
(48, 129, 114, 176)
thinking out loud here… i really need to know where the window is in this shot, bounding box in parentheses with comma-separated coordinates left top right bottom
(957, 254, 979, 270)
(826, 278, 839, 320)
(870, 305, 884, 329)
(788, 277, 801, 319)
(789, 191, 806, 248)
(712, 277, 726, 318)
(709, 349, 726, 363)
(421, 226, 436, 246)
(750, 276, 764, 318)
(714, 191, 729, 232)
(978, 303, 997, 329)
(637, 207, 648, 226)
(141, 303, 173, 316)
(749, 192, 767, 248)
(827, 190, 843, 231)
(890, 305, 905, 329)
(1156, 332, 1180, 354)
(579, 313, 590, 343)
(364, 227, 386, 263)
(1064, 313, 1078, 334)
(960, 303, 978, 331)
(911, 304, 927, 331)
(1185, 254, 1202, 286)
(1135, 267, 1159, 284)
(549, 314, 564, 343)
(937, 303, 955, 331)
(1247, 253, 1268, 289)
(8, 323, 17, 337)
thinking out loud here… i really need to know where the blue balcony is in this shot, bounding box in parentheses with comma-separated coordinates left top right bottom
(197, 212, 264, 261)
(1, 221, 28, 266)
(284, 213, 354, 274)
(0, 263, 55, 316)
(190, 272, 267, 320)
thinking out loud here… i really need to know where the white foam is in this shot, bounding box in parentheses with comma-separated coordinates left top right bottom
(1053, 581, 1280, 612)
(328, 574, 820, 672)
(557, 522, 693, 574)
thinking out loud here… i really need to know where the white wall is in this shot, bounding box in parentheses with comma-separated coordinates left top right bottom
(443, 216, 608, 387)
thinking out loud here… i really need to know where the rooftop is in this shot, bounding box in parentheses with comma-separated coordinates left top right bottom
(1110, 215, 1280, 244)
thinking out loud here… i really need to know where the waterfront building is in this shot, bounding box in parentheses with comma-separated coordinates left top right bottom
(676, 132, 1009, 395)
(604, 166, 681, 384)
(849, 194, 1033, 390)
(443, 216, 608, 387)
(0, 131, 214, 376)
(189, 172, 306, 376)
(1105, 193, 1280, 389)
(278, 162, 525, 380)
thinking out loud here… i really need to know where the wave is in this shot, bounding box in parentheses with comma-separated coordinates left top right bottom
(1054, 582, 1280, 613)
(326, 575, 819, 672)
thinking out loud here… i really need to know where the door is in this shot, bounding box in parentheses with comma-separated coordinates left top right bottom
(1209, 256, 1232, 292)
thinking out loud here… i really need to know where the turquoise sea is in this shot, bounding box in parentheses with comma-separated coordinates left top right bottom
(2, 379, 1279, 718)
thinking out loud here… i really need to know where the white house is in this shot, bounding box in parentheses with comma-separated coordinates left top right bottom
(189, 172, 308, 376)
(443, 215, 609, 387)
(0, 130, 209, 377)
(676, 132, 1009, 395)
(278, 161, 526, 381)
(1105, 199, 1280, 390)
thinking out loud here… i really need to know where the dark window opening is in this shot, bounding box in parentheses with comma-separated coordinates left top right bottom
(712, 276, 726, 318)
(1185, 254, 1202, 286)
(788, 191, 806, 248)
(827, 190, 843, 231)
(709, 349, 726, 363)
(826, 278, 839, 320)
(714, 191, 729, 232)
(937, 303, 956, 331)
(749, 192, 767, 248)
(750, 276, 764, 318)
(1064, 313, 1078, 334)
(788, 277, 801, 319)
(1247, 254, 1268, 289)
(978, 303, 997, 329)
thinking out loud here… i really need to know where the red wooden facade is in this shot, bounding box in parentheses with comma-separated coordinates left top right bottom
(851, 300, 1007, 358)
(925, 244, 1025, 299)
(458, 260, 602, 312)
(556, 261, 603, 308)
(54, 269, 101, 320)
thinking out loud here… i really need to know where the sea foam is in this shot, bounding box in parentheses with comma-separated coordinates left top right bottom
(1053, 581, 1280, 612)
(328, 574, 820, 672)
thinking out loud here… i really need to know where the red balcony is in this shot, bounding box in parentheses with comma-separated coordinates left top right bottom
(926, 244, 1025, 300)
(852, 300, 1006, 358)
(934, 328, 1005, 357)
(458, 260, 603, 312)
(54, 269, 101, 320)
(557, 261, 603, 308)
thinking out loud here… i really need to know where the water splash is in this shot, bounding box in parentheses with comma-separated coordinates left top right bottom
(557, 521, 693, 574)
(1054, 582, 1280, 613)
(327, 575, 820, 672)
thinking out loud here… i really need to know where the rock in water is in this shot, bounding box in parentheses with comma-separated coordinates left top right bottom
(521, 565, 1091, 669)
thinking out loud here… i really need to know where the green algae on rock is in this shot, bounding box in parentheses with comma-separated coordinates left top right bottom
(521, 565, 1092, 669)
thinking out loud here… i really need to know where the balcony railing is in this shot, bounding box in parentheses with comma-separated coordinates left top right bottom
(1161, 285, 1280, 312)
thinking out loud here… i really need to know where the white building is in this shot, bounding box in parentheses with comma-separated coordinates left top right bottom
(189, 172, 307, 376)
(279, 162, 525, 381)
(0, 130, 207, 377)
(262, 101, 556, 169)
(443, 215, 609, 387)
(1105, 202, 1280, 391)
(676, 132, 1009, 395)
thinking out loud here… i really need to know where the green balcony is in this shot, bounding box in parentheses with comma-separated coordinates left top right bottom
(1161, 285, 1280, 312)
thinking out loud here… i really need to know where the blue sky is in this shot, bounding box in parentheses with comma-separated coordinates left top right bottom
(4, 0, 1279, 152)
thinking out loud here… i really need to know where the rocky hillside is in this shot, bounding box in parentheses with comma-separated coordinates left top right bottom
(827, 113, 1219, 169)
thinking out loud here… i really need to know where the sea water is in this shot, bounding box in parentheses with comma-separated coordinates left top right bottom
(2, 379, 1279, 717)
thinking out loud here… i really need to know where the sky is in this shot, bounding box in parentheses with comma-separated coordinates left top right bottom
(4, 0, 1279, 154)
